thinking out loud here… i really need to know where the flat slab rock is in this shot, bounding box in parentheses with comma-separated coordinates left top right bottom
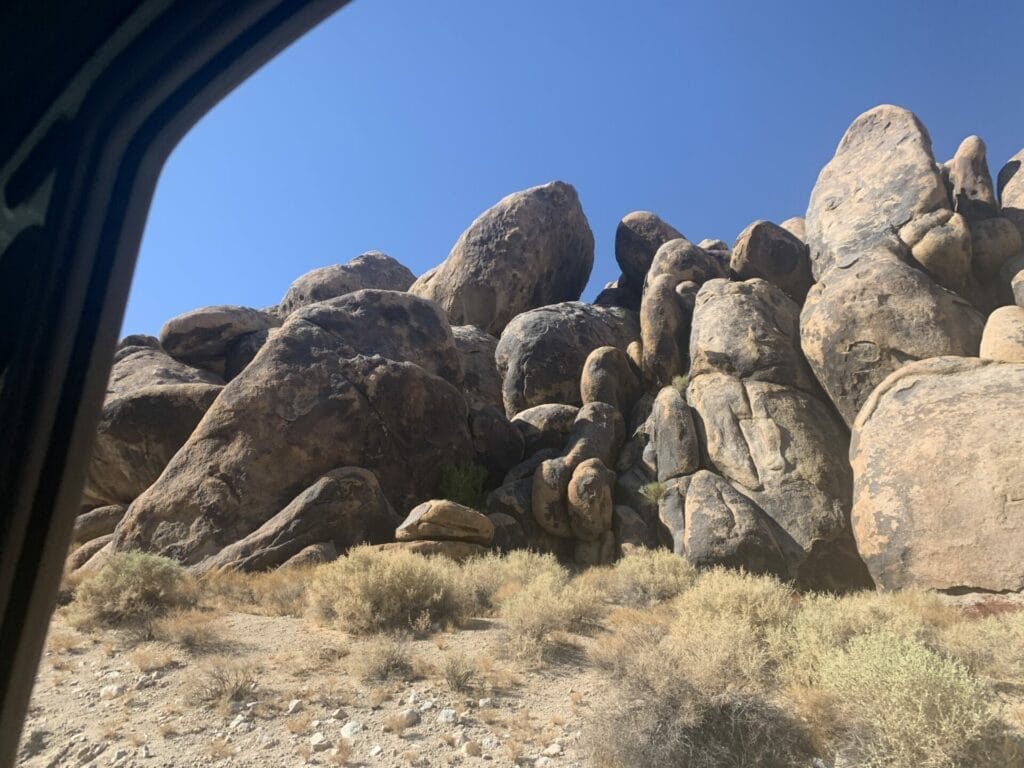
(396, 499, 495, 545)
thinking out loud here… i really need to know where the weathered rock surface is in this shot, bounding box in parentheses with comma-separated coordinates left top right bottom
(279, 251, 415, 316)
(496, 302, 639, 417)
(159, 305, 279, 377)
(72, 504, 127, 546)
(947, 135, 997, 222)
(730, 220, 813, 302)
(281, 542, 338, 569)
(566, 458, 615, 541)
(469, 404, 525, 480)
(452, 326, 502, 410)
(614, 211, 683, 295)
(980, 305, 1024, 362)
(800, 252, 984, 425)
(198, 468, 399, 573)
(998, 149, 1024, 240)
(851, 357, 1024, 591)
(897, 209, 972, 294)
(112, 293, 472, 564)
(81, 341, 223, 509)
(805, 104, 949, 279)
(647, 385, 699, 482)
(396, 499, 495, 545)
(691, 279, 818, 394)
(410, 181, 594, 335)
(644, 238, 726, 289)
(223, 329, 273, 381)
(510, 404, 579, 455)
(579, 345, 641, 414)
(683, 470, 787, 577)
(780, 217, 806, 242)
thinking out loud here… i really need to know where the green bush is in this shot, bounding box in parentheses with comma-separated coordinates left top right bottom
(68, 552, 193, 630)
(437, 461, 488, 508)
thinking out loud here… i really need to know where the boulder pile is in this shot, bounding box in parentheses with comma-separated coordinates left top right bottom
(72, 109, 1024, 594)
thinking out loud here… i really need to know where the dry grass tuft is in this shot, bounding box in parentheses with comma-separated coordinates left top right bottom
(127, 646, 174, 673)
(442, 652, 475, 693)
(499, 571, 603, 662)
(151, 608, 222, 651)
(191, 659, 258, 710)
(353, 637, 414, 683)
(199, 566, 309, 616)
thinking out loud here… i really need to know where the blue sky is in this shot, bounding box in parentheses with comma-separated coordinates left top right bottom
(126, 0, 1024, 335)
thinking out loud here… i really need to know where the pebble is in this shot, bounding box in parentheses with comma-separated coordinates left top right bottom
(286, 699, 303, 714)
(543, 743, 563, 756)
(369, 745, 383, 757)
(478, 697, 493, 708)
(534, 758, 555, 768)
(395, 708, 420, 728)
(437, 708, 459, 724)
(310, 732, 331, 752)
(418, 699, 435, 711)
(109, 747, 130, 764)
(482, 736, 500, 750)
(328, 708, 346, 720)
(340, 720, 364, 739)
(139, 744, 152, 759)
(98, 684, 124, 700)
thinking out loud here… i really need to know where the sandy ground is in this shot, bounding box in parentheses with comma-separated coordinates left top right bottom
(17, 611, 608, 768)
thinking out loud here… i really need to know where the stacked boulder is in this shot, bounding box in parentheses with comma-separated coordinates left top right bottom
(72, 107, 1024, 596)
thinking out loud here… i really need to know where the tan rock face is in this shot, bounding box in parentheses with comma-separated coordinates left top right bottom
(410, 181, 594, 335)
(800, 253, 984, 425)
(567, 458, 615, 542)
(396, 499, 495, 545)
(579, 345, 641, 415)
(980, 305, 1024, 362)
(729, 220, 813, 303)
(159, 305, 280, 378)
(805, 104, 950, 279)
(851, 357, 1024, 591)
(648, 385, 699, 483)
(947, 135, 997, 222)
(279, 251, 415, 316)
(997, 148, 1024, 240)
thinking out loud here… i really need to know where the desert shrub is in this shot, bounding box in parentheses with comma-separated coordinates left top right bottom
(308, 546, 472, 634)
(459, 550, 566, 613)
(68, 552, 194, 631)
(589, 606, 672, 681)
(199, 566, 309, 616)
(597, 548, 696, 607)
(151, 608, 222, 651)
(935, 610, 1024, 683)
(816, 630, 998, 768)
(639, 481, 665, 503)
(437, 461, 488, 509)
(670, 568, 795, 641)
(192, 660, 258, 709)
(353, 636, 413, 683)
(499, 571, 603, 661)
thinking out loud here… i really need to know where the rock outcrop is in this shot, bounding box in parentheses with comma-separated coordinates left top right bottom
(851, 357, 1024, 591)
(410, 181, 594, 335)
(159, 305, 280, 378)
(279, 251, 415, 316)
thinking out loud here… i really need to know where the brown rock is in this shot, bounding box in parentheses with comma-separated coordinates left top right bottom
(897, 209, 972, 294)
(612, 505, 658, 551)
(648, 385, 699, 482)
(644, 238, 726, 289)
(657, 477, 689, 555)
(511, 404, 579, 454)
(980, 305, 1024, 363)
(573, 530, 616, 567)
(970, 216, 1022, 283)
(851, 357, 1024, 591)
(640, 273, 689, 387)
(159, 305, 280, 377)
(281, 542, 339, 569)
(805, 104, 949, 279)
(496, 302, 638, 417)
(66, 535, 114, 574)
(614, 211, 684, 292)
(396, 499, 495, 545)
(997, 149, 1024, 240)
(488, 512, 527, 552)
(800, 252, 984, 425)
(279, 251, 415, 316)
(947, 135, 997, 222)
(683, 470, 787, 577)
(567, 458, 615, 541)
(452, 326, 503, 410)
(410, 181, 594, 335)
(780, 217, 806, 242)
(579, 345, 641, 414)
(72, 504, 127, 546)
(196, 468, 398, 572)
(730, 220, 813, 302)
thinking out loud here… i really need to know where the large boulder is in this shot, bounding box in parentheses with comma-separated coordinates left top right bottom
(805, 104, 949, 279)
(111, 292, 473, 564)
(81, 340, 223, 509)
(496, 302, 639, 417)
(647, 385, 699, 483)
(979, 305, 1024, 363)
(197, 468, 399, 573)
(729, 220, 813, 303)
(579, 345, 641, 414)
(410, 181, 595, 335)
(998, 149, 1024, 241)
(683, 470, 788, 577)
(851, 357, 1024, 591)
(159, 305, 280, 378)
(800, 252, 984, 425)
(452, 325, 502, 410)
(72, 504, 127, 546)
(510, 404, 579, 454)
(946, 135, 997, 222)
(279, 251, 415, 316)
(614, 211, 683, 297)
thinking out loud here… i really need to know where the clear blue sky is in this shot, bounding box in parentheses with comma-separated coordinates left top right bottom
(126, 0, 1024, 336)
